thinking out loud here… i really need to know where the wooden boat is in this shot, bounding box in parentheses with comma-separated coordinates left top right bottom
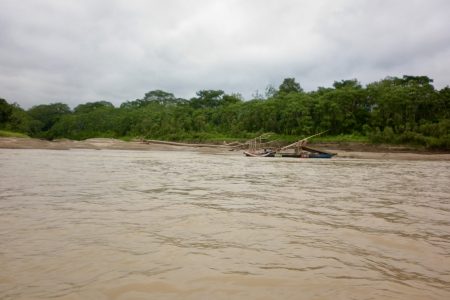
(243, 131, 336, 159)
(244, 149, 335, 158)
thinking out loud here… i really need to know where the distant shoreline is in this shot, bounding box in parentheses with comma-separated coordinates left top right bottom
(1, 137, 449, 161)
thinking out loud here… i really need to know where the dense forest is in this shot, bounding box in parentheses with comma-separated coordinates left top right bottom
(1, 76, 450, 149)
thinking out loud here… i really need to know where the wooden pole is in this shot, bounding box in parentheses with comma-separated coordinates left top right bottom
(280, 130, 329, 150)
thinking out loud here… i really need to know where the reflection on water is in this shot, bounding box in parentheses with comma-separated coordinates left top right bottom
(0, 149, 449, 299)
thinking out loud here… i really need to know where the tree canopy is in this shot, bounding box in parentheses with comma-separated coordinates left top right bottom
(278, 78, 303, 94)
(1, 76, 449, 149)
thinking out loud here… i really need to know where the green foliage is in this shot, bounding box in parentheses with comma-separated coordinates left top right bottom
(120, 90, 186, 109)
(47, 104, 122, 140)
(312, 134, 369, 143)
(0, 130, 29, 138)
(2, 75, 449, 150)
(74, 101, 114, 114)
(278, 78, 303, 94)
(28, 102, 71, 133)
(189, 90, 227, 109)
(0, 99, 40, 135)
(0, 98, 13, 124)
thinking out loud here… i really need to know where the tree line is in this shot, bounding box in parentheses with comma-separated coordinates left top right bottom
(1, 76, 449, 149)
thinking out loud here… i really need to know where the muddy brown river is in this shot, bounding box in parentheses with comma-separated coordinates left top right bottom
(1, 149, 449, 299)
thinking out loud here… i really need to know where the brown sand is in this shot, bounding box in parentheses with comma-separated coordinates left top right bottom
(0, 137, 186, 151)
(1, 137, 449, 161)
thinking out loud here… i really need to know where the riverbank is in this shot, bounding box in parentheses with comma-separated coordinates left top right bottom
(1, 137, 450, 160)
(0, 137, 189, 151)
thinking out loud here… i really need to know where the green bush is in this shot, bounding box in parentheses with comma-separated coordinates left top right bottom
(396, 131, 427, 146)
(426, 135, 450, 150)
(0, 130, 29, 138)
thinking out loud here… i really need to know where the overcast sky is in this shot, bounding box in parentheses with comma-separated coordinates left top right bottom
(1, 0, 450, 108)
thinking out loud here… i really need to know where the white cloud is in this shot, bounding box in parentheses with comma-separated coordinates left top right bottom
(1, 0, 449, 108)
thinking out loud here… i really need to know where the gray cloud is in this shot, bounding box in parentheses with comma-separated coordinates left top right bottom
(1, 0, 450, 108)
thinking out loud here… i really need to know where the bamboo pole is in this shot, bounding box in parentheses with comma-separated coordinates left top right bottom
(280, 130, 329, 150)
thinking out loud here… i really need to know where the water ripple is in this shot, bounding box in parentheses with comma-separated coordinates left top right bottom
(0, 149, 449, 299)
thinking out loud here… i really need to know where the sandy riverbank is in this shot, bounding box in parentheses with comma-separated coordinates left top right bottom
(1, 137, 449, 161)
(0, 137, 191, 151)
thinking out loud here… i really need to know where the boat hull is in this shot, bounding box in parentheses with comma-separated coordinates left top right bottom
(274, 153, 334, 158)
(244, 151, 335, 158)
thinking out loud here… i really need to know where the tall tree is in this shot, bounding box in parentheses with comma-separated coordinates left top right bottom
(190, 90, 225, 109)
(0, 98, 13, 125)
(278, 78, 303, 94)
(28, 103, 71, 132)
(74, 101, 114, 114)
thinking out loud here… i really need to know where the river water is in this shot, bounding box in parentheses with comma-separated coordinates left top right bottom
(0, 149, 449, 300)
